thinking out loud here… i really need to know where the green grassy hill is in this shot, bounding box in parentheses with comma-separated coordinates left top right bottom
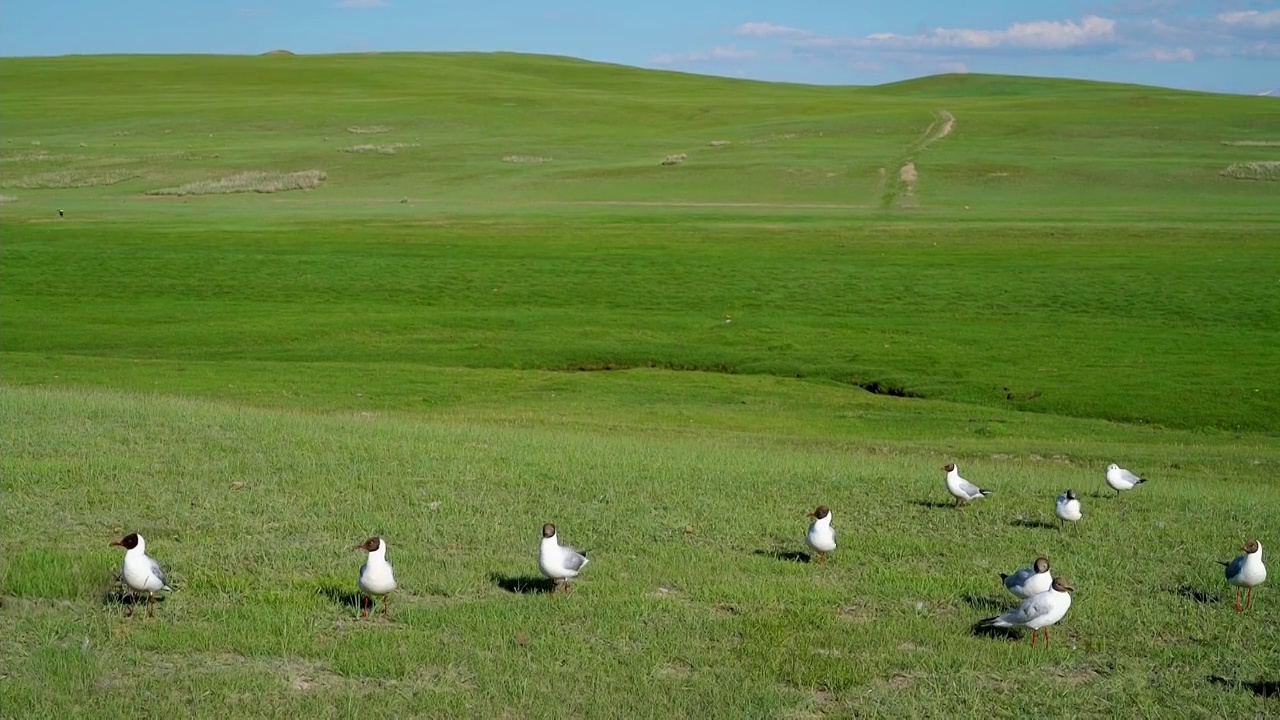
(1, 54, 1278, 716)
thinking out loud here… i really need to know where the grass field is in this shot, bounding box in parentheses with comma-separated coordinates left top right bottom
(2, 52, 1279, 717)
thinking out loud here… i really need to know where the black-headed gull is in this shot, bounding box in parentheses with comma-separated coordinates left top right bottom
(1219, 540, 1266, 613)
(805, 505, 836, 563)
(355, 536, 396, 618)
(980, 576, 1074, 647)
(110, 532, 172, 618)
(942, 463, 992, 507)
(539, 523, 589, 593)
(1055, 489, 1082, 528)
(1105, 463, 1147, 497)
(1001, 557, 1052, 599)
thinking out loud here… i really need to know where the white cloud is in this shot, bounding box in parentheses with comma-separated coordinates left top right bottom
(1140, 46, 1196, 61)
(821, 15, 1119, 52)
(939, 61, 969, 73)
(336, 0, 387, 8)
(735, 22, 811, 38)
(1215, 10, 1280, 29)
(652, 45, 757, 65)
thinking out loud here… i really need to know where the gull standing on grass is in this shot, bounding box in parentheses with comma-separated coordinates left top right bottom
(355, 536, 397, 618)
(1105, 463, 1148, 497)
(942, 463, 992, 507)
(805, 505, 836, 563)
(110, 532, 172, 618)
(1219, 540, 1266, 613)
(980, 577, 1075, 647)
(1055, 489, 1082, 528)
(539, 523, 589, 593)
(1001, 557, 1053, 599)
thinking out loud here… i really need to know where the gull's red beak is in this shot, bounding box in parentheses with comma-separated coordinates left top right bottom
(110, 541, 123, 547)
(1241, 545, 1249, 552)
(806, 512, 816, 519)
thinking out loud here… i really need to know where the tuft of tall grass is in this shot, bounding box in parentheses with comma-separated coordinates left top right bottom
(1220, 161, 1280, 181)
(340, 143, 418, 154)
(0, 169, 139, 189)
(346, 125, 391, 134)
(146, 170, 327, 196)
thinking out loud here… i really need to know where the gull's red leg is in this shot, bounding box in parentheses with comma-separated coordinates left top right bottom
(1030, 630, 1037, 647)
(1235, 588, 1243, 613)
(1246, 587, 1254, 611)
(148, 592, 155, 619)
(1044, 627, 1050, 647)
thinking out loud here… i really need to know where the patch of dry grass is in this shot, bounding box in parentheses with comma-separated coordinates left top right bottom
(1220, 140, 1280, 147)
(1220, 160, 1280, 181)
(661, 153, 687, 166)
(347, 125, 391, 135)
(502, 155, 552, 163)
(340, 143, 418, 154)
(147, 170, 327, 196)
(0, 169, 139, 189)
(0, 151, 52, 164)
(0, 194, 18, 203)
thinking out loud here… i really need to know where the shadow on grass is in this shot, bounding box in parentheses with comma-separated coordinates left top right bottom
(970, 620, 1021, 641)
(1011, 518, 1059, 530)
(1208, 675, 1280, 698)
(753, 549, 811, 564)
(910, 500, 956, 510)
(962, 594, 1010, 612)
(1169, 584, 1219, 605)
(489, 573, 555, 594)
(318, 585, 364, 609)
(101, 588, 164, 608)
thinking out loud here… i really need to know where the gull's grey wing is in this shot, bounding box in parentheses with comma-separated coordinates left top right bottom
(1119, 468, 1143, 484)
(1001, 592, 1053, 625)
(149, 557, 170, 588)
(958, 479, 983, 497)
(1003, 567, 1033, 590)
(1225, 555, 1246, 580)
(562, 547, 589, 572)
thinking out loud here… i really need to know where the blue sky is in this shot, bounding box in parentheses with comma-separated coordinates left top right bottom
(2, 0, 1277, 94)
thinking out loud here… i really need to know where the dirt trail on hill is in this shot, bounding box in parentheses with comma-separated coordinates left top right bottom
(881, 110, 954, 210)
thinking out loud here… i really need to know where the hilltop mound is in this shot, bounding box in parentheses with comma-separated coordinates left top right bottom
(261, 49, 295, 56)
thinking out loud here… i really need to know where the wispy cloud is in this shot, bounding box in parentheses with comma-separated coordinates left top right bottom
(1215, 9, 1280, 29)
(336, 0, 387, 8)
(938, 61, 969, 73)
(832, 16, 1119, 52)
(1139, 46, 1196, 61)
(652, 45, 756, 65)
(734, 22, 811, 39)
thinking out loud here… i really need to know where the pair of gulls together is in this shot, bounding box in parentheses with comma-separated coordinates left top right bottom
(944, 462, 1151, 527)
(108, 524, 590, 618)
(352, 523, 589, 616)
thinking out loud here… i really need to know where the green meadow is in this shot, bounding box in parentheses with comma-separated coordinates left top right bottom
(1, 53, 1278, 716)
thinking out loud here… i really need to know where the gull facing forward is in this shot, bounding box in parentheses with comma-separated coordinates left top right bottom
(805, 505, 836, 563)
(355, 536, 397, 618)
(539, 523, 589, 593)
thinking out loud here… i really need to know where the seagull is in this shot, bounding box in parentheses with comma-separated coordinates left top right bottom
(1105, 463, 1148, 497)
(942, 463, 992, 507)
(355, 536, 396, 618)
(1055, 489, 1082, 528)
(110, 532, 171, 618)
(58, 209, 64, 218)
(1000, 557, 1053, 599)
(980, 577, 1075, 647)
(805, 505, 836, 563)
(538, 523, 589, 593)
(1219, 540, 1266, 613)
